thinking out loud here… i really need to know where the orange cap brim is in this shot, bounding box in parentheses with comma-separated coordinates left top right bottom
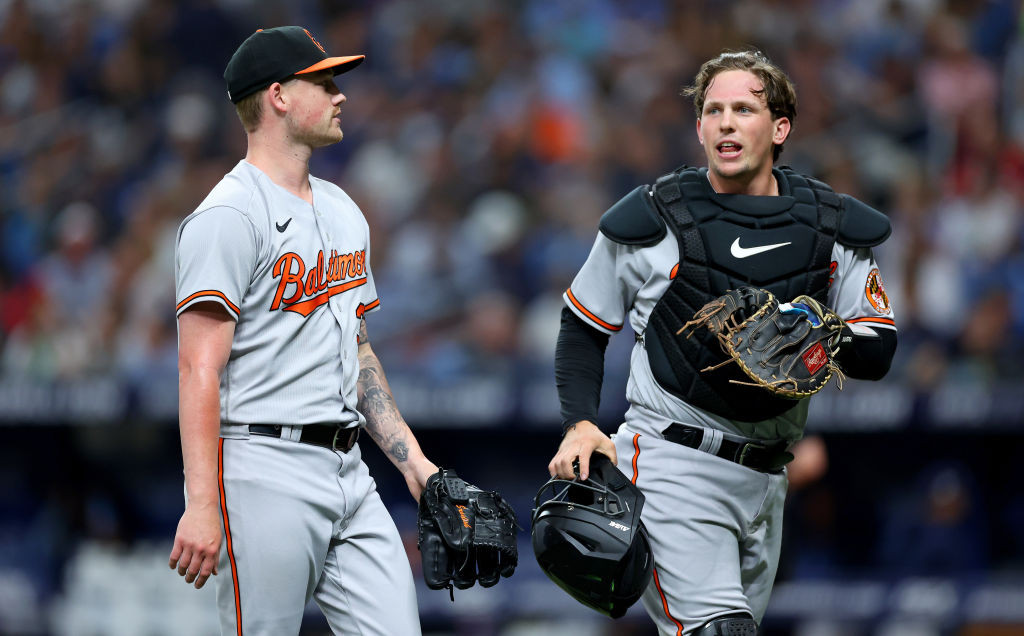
(295, 55, 365, 76)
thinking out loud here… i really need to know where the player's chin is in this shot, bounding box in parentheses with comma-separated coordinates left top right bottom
(312, 130, 344, 148)
(712, 160, 750, 179)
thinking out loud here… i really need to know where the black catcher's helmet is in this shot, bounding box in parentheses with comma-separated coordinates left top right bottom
(531, 454, 653, 618)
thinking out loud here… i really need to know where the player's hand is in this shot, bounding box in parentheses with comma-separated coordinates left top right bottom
(403, 456, 440, 501)
(548, 420, 617, 481)
(169, 501, 222, 589)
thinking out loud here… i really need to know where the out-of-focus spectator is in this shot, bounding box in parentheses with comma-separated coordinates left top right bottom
(878, 463, 989, 578)
(34, 202, 111, 325)
(787, 435, 830, 492)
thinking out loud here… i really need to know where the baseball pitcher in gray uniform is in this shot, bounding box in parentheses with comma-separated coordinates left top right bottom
(548, 51, 898, 635)
(168, 27, 439, 635)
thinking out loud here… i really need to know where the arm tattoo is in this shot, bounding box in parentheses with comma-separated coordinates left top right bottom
(357, 351, 411, 464)
(357, 318, 369, 346)
(389, 439, 409, 462)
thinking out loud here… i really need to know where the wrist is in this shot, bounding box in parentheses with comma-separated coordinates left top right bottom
(185, 494, 220, 509)
(398, 450, 431, 475)
(561, 419, 596, 438)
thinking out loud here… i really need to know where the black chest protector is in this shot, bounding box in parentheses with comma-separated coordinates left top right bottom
(644, 166, 840, 422)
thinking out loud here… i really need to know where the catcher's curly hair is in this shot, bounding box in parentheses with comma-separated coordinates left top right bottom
(682, 50, 797, 161)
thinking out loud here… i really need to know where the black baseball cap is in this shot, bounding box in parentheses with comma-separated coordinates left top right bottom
(224, 26, 364, 103)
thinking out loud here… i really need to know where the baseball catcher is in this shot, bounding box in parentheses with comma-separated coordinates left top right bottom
(547, 50, 898, 635)
(417, 468, 518, 598)
(680, 286, 846, 398)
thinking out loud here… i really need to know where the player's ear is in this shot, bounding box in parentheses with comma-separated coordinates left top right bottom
(772, 116, 791, 145)
(696, 117, 704, 145)
(267, 82, 289, 115)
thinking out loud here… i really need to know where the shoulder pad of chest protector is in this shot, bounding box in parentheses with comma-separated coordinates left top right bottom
(598, 185, 667, 247)
(838, 194, 891, 248)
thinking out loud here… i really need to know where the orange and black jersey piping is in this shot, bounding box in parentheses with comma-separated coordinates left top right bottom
(176, 289, 241, 320)
(565, 288, 622, 334)
(845, 316, 896, 329)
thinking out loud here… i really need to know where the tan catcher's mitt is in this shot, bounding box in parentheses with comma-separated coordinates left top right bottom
(680, 286, 846, 398)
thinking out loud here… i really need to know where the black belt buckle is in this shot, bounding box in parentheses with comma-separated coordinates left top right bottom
(737, 440, 792, 473)
(736, 441, 768, 468)
(331, 426, 359, 453)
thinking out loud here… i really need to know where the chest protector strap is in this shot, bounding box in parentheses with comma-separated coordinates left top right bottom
(643, 167, 841, 422)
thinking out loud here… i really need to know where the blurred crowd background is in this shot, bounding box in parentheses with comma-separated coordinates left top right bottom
(0, 0, 1022, 634)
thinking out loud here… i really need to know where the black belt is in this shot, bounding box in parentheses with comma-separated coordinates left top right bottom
(249, 424, 360, 453)
(661, 423, 793, 473)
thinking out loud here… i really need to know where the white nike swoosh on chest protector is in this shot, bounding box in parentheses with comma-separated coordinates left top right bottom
(730, 238, 792, 258)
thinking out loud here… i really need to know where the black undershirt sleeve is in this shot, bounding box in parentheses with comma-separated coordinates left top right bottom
(834, 325, 898, 381)
(555, 306, 611, 429)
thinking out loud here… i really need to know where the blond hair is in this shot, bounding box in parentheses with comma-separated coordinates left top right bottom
(234, 90, 263, 133)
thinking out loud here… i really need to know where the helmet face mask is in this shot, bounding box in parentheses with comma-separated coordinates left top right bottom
(535, 476, 633, 517)
(531, 455, 654, 618)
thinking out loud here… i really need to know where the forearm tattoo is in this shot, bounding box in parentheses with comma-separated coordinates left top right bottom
(357, 345, 411, 464)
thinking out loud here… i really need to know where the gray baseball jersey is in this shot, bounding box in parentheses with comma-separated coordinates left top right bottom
(565, 205, 896, 634)
(176, 160, 380, 432)
(175, 160, 419, 635)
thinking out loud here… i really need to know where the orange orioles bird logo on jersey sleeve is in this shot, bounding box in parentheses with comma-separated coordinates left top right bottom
(865, 267, 891, 314)
(270, 249, 367, 317)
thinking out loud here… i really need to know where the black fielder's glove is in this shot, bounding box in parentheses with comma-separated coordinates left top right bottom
(679, 287, 846, 398)
(417, 468, 518, 598)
